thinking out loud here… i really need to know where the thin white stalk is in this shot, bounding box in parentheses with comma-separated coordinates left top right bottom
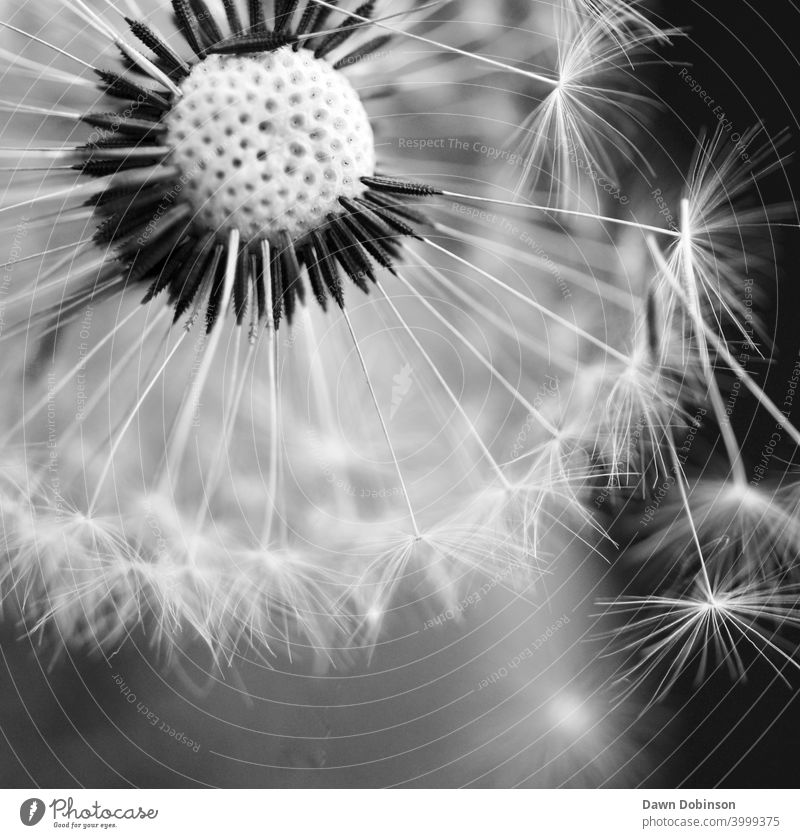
(57, 311, 175, 499)
(4, 304, 145, 444)
(367, 294, 488, 490)
(664, 426, 713, 598)
(375, 280, 511, 489)
(0, 166, 178, 217)
(393, 263, 561, 438)
(193, 323, 255, 534)
(422, 236, 630, 363)
(63, 0, 181, 95)
(441, 189, 682, 239)
(88, 327, 189, 513)
(0, 246, 102, 320)
(0, 48, 96, 86)
(308, 0, 560, 87)
(433, 221, 638, 311)
(0, 21, 96, 69)
(157, 228, 239, 496)
(294, 1, 447, 44)
(341, 306, 421, 539)
(0, 237, 95, 272)
(260, 240, 283, 547)
(653, 231, 800, 450)
(300, 308, 359, 520)
(0, 146, 172, 161)
(647, 234, 747, 487)
(406, 243, 577, 372)
(0, 100, 82, 120)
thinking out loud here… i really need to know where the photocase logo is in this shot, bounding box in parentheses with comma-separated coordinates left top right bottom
(19, 798, 45, 826)
(390, 363, 414, 420)
(12, 796, 161, 829)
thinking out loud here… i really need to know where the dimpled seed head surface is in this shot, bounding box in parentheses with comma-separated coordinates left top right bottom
(166, 48, 376, 242)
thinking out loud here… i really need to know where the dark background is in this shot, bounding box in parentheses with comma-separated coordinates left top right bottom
(621, 0, 800, 788)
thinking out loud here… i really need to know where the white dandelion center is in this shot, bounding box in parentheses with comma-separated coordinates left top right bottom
(166, 47, 376, 241)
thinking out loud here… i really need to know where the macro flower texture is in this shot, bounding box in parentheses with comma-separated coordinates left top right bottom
(0, 0, 799, 787)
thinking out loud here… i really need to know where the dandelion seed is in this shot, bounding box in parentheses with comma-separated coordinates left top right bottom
(600, 572, 800, 705)
(655, 127, 787, 354)
(564, 329, 690, 490)
(511, 0, 671, 202)
(563, 0, 672, 46)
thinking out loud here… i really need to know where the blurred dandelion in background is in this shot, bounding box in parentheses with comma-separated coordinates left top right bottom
(0, 0, 798, 787)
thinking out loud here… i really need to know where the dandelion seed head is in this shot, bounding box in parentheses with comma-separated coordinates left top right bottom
(167, 48, 375, 241)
